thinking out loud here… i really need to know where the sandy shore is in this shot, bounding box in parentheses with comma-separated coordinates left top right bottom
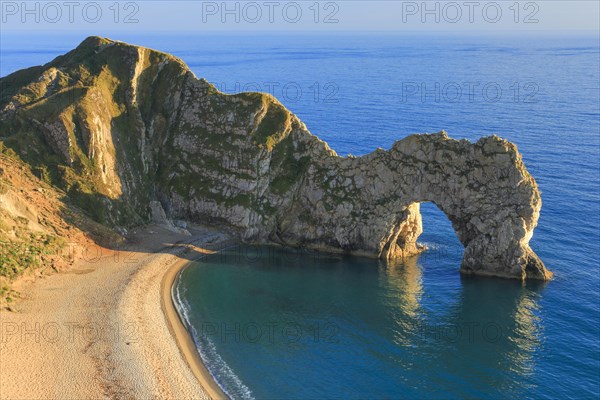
(0, 224, 230, 399)
(160, 244, 230, 400)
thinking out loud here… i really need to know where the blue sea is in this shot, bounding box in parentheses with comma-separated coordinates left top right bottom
(2, 32, 599, 399)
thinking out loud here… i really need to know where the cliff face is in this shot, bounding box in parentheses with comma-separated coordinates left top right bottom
(0, 149, 121, 299)
(0, 36, 551, 280)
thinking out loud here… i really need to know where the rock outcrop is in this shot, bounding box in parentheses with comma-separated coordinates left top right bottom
(0, 36, 551, 280)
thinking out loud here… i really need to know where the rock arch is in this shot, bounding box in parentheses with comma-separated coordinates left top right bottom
(274, 131, 551, 281)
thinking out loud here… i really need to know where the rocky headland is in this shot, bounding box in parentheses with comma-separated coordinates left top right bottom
(0, 36, 551, 281)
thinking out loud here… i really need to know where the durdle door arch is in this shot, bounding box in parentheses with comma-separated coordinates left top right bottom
(274, 132, 551, 281)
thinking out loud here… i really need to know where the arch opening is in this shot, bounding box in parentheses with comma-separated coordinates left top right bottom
(381, 201, 464, 263)
(418, 201, 464, 257)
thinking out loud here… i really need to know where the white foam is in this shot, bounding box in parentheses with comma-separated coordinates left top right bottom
(174, 275, 254, 400)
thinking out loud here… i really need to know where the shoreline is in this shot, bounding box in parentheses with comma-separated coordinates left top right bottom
(160, 251, 229, 400)
(0, 225, 232, 399)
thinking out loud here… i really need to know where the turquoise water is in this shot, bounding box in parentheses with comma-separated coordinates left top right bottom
(2, 33, 599, 398)
(176, 243, 550, 399)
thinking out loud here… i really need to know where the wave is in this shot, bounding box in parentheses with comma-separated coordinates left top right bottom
(174, 273, 254, 400)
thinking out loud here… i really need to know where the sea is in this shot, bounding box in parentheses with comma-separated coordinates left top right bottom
(1, 32, 599, 399)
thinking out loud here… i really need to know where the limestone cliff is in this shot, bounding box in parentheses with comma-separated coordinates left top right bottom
(0, 36, 551, 280)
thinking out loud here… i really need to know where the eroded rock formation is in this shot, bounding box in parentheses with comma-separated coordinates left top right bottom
(0, 37, 551, 280)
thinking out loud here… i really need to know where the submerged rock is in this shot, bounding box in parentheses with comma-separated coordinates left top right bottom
(0, 36, 551, 280)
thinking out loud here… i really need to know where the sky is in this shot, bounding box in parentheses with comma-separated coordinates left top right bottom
(0, 0, 598, 34)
